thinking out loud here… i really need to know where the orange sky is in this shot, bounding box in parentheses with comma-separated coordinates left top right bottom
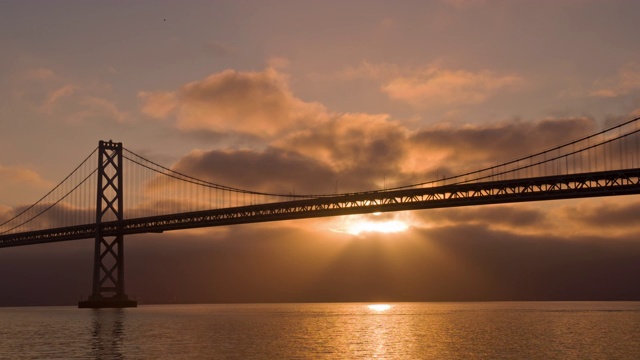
(1, 0, 640, 305)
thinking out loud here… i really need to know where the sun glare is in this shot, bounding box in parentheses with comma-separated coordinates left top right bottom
(328, 213, 412, 236)
(345, 220, 409, 235)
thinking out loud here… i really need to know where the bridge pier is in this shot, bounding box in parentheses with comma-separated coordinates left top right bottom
(78, 141, 136, 308)
(78, 294, 137, 308)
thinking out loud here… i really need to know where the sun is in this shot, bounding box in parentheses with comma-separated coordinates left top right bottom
(344, 219, 408, 235)
(330, 213, 410, 235)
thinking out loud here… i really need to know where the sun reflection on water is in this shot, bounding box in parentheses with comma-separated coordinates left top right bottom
(367, 304, 392, 312)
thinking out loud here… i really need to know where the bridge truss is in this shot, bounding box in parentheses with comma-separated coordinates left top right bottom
(2, 167, 639, 247)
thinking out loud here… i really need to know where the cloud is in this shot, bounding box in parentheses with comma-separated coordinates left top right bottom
(134, 68, 626, 243)
(12, 67, 130, 124)
(337, 62, 523, 108)
(414, 196, 640, 241)
(381, 67, 523, 108)
(277, 113, 408, 176)
(139, 64, 524, 142)
(126, 114, 602, 228)
(22, 68, 57, 82)
(0, 165, 53, 207)
(41, 84, 79, 114)
(1, 202, 93, 234)
(405, 116, 596, 175)
(556, 199, 640, 236)
(3, 214, 640, 306)
(170, 147, 337, 195)
(5, 193, 640, 306)
(134, 66, 612, 206)
(114, 213, 640, 303)
(150, 114, 598, 202)
(591, 62, 640, 98)
(277, 109, 587, 192)
(138, 91, 177, 119)
(423, 205, 550, 233)
(139, 67, 326, 138)
(69, 96, 130, 124)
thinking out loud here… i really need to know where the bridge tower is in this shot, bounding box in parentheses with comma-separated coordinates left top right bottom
(79, 140, 137, 308)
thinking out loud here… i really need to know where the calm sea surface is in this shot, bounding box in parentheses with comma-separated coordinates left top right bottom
(0, 302, 638, 359)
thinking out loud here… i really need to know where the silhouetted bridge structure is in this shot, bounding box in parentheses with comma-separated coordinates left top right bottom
(2, 117, 640, 307)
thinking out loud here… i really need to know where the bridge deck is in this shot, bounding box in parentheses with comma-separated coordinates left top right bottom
(2, 168, 639, 248)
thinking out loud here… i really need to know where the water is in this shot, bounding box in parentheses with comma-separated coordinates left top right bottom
(1, 302, 639, 359)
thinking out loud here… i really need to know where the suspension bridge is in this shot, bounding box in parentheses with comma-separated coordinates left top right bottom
(2, 117, 640, 308)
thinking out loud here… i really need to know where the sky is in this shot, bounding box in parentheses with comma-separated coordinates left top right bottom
(2, 0, 640, 306)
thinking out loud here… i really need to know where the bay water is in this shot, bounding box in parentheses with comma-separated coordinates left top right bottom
(1, 302, 639, 359)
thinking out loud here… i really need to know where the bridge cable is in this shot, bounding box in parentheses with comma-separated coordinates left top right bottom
(123, 116, 640, 199)
(0, 168, 98, 234)
(0, 147, 98, 228)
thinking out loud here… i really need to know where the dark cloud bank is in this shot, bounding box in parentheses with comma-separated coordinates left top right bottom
(2, 209, 640, 307)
